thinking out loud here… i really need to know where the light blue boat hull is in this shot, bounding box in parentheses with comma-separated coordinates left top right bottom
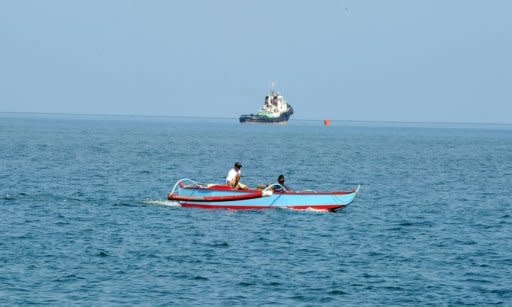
(168, 180, 360, 211)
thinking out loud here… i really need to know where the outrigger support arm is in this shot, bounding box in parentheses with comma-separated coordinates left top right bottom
(170, 178, 201, 195)
(263, 183, 287, 193)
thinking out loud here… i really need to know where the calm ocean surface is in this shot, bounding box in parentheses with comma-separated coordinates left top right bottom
(1, 113, 511, 305)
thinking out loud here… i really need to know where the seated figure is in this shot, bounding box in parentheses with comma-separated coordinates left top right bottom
(273, 174, 291, 192)
(226, 161, 248, 190)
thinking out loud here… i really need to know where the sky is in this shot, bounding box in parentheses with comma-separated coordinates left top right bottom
(0, 0, 511, 123)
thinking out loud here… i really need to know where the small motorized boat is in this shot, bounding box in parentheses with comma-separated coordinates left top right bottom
(167, 179, 360, 211)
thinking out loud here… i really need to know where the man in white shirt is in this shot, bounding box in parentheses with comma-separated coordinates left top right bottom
(226, 161, 248, 190)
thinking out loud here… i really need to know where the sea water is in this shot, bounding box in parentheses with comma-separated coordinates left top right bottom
(1, 113, 511, 305)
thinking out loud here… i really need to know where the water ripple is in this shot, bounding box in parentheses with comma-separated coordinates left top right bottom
(1, 117, 511, 305)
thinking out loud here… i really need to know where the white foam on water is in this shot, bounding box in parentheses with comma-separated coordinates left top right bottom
(142, 199, 181, 208)
(303, 207, 331, 213)
(282, 207, 331, 213)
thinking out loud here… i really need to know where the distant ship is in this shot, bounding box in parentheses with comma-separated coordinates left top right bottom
(239, 85, 294, 124)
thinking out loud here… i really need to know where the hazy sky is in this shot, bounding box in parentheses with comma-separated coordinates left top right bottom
(1, 1, 511, 123)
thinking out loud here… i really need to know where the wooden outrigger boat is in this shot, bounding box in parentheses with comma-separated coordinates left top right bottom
(168, 179, 360, 211)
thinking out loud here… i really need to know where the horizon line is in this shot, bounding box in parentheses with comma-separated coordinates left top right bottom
(1, 111, 511, 127)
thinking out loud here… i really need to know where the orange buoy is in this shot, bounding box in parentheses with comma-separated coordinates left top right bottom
(323, 119, 331, 126)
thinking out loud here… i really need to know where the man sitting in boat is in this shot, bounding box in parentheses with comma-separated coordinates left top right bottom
(226, 162, 248, 190)
(273, 175, 292, 192)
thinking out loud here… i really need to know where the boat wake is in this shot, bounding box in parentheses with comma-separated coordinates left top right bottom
(142, 199, 181, 208)
(284, 207, 332, 213)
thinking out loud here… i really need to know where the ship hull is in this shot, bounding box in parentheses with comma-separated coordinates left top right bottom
(239, 107, 293, 123)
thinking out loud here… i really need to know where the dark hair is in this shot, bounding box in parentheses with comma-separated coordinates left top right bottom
(278, 175, 285, 183)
